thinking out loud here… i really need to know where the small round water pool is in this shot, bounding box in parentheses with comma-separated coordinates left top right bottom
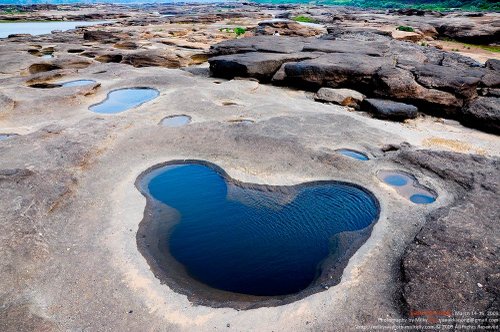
(160, 115, 191, 127)
(378, 170, 436, 205)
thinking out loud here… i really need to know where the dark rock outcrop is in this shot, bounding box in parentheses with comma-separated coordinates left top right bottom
(399, 150, 499, 327)
(361, 98, 418, 121)
(209, 32, 500, 133)
(276, 53, 391, 91)
(486, 59, 500, 72)
(209, 52, 318, 81)
(255, 20, 323, 37)
(83, 30, 120, 43)
(121, 51, 184, 68)
(461, 97, 500, 134)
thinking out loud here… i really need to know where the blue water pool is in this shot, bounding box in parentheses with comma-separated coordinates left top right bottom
(378, 170, 437, 205)
(61, 79, 96, 87)
(160, 115, 191, 127)
(337, 149, 369, 161)
(0, 21, 111, 39)
(410, 194, 436, 204)
(0, 134, 17, 141)
(89, 88, 159, 114)
(383, 174, 408, 186)
(139, 162, 380, 298)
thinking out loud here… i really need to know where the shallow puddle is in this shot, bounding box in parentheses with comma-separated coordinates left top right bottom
(378, 170, 436, 204)
(137, 162, 380, 303)
(0, 134, 18, 141)
(61, 79, 96, 87)
(228, 119, 254, 125)
(89, 87, 159, 114)
(160, 115, 191, 127)
(29, 79, 96, 89)
(337, 149, 369, 161)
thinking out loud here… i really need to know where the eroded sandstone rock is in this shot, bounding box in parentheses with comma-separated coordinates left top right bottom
(314, 88, 365, 108)
(362, 98, 418, 121)
(461, 97, 500, 134)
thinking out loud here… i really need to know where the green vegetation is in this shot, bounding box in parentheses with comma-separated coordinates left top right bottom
(292, 15, 319, 23)
(0, 7, 23, 15)
(219, 27, 247, 37)
(252, 0, 500, 11)
(462, 43, 500, 52)
(233, 27, 246, 37)
(397, 25, 415, 32)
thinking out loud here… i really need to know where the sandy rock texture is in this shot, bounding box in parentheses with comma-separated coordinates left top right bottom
(0, 3, 499, 332)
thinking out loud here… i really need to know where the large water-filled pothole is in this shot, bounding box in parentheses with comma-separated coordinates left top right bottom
(136, 161, 380, 308)
(89, 87, 159, 114)
(377, 170, 436, 204)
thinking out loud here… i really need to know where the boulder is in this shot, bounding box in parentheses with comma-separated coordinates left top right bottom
(114, 41, 139, 50)
(391, 30, 423, 42)
(315, 88, 365, 108)
(121, 51, 185, 68)
(361, 98, 418, 121)
(433, 19, 500, 44)
(255, 20, 324, 37)
(302, 39, 389, 57)
(460, 97, 500, 134)
(209, 52, 318, 81)
(83, 30, 120, 43)
(411, 64, 482, 99)
(374, 66, 463, 114)
(278, 53, 391, 90)
(209, 35, 308, 55)
(208, 33, 496, 133)
(485, 59, 500, 72)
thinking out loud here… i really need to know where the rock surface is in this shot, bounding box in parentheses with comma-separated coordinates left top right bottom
(255, 19, 324, 37)
(209, 32, 500, 133)
(398, 150, 499, 326)
(0, 3, 499, 331)
(315, 87, 365, 108)
(362, 98, 418, 121)
(461, 97, 500, 134)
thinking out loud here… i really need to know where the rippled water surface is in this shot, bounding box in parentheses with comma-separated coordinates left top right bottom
(89, 88, 159, 114)
(143, 163, 380, 296)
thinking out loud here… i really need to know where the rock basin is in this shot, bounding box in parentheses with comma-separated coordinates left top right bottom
(336, 149, 369, 161)
(160, 115, 191, 127)
(0, 134, 18, 141)
(136, 161, 380, 307)
(89, 87, 159, 114)
(378, 170, 436, 204)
